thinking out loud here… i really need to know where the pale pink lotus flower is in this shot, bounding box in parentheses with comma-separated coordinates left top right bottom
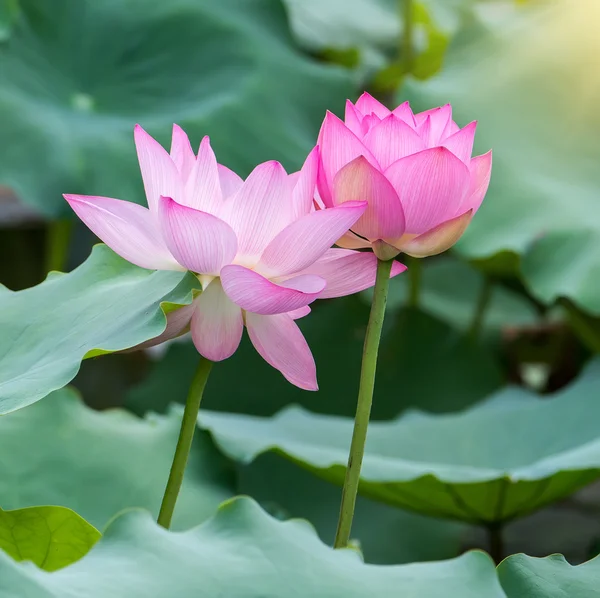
(65, 125, 406, 390)
(316, 92, 492, 260)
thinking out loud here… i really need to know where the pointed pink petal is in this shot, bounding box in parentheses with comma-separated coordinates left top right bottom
(361, 114, 382, 135)
(442, 121, 477, 164)
(333, 156, 405, 240)
(170, 124, 195, 181)
(297, 248, 406, 299)
(132, 301, 196, 351)
(317, 111, 380, 208)
(220, 265, 325, 315)
(134, 125, 182, 213)
(218, 164, 244, 200)
(414, 105, 452, 145)
(191, 279, 243, 361)
(288, 306, 311, 320)
(64, 194, 181, 271)
(183, 136, 222, 214)
(399, 210, 473, 258)
(462, 151, 492, 213)
(355, 92, 391, 118)
(344, 100, 364, 137)
(416, 115, 431, 144)
(257, 201, 366, 277)
(385, 147, 470, 234)
(392, 101, 417, 127)
(335, 230, 372, 249)
(158, 196, 237, 275)
(291, 146, 319, 218)
(220, 161, 291, 260)
(246, 312, 317, 390)
(362, 114, 427, 169)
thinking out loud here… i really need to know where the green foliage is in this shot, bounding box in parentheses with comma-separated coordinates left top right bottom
(0, 244, 198, 414)
(498, 553, 600, 597)
(0, 0, 353, 216)
(0, 506, 99, 572)
(0, 387, 235, 531)
(200, 359, 600, 524)
(403, 0, 600, 317)
(0, 497, 505, 597)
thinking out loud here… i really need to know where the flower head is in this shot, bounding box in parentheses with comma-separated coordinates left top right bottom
(65, 125, 405, 389)
(317, 92, 492, 259)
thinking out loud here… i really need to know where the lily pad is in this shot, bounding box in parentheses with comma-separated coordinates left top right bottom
(0, 387, 235, 531)
(402, 0, 600, 312)
(0, 506, 100, 572)
(0, 497, 506, 597)
(0, 0, 353, 216)
(199, 358, 600, 524)
(498, 553, 600, 597)
(126, 297, 502, 419)
(0, 244, 197, 414)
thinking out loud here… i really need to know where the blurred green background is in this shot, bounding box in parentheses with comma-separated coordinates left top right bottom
(2, 0, 600, 569)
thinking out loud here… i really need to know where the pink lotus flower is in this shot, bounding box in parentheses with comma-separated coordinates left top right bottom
(317, 92, 492, 260)
(65, 125, 405, 390)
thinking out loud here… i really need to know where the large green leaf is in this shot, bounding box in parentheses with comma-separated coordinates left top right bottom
(0, 506, 99, 572)
(200, 358, 600, 524)
(0, 387, 235, 531)
(403, 0, 600, 311)
(0, 497, 506, 597)
(127, 298, 502, 419)
(498, 553, 600, 597)
(239, 452, 467, 564)
(0, 244, 197, 413)
(0, 0, 353, 217)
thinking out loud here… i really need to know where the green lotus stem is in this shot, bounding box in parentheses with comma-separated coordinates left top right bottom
(334, 257, 394, 548)
(407, 256, 421, 307)
(468, 276, 493, 341)
(158, 358, 213, 529)
(45, 219, 74, 274)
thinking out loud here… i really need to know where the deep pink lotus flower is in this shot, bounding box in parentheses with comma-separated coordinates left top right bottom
(316, 92, 492, 259)
(65, 125, 405, 390)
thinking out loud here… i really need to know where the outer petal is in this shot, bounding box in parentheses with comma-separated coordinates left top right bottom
(220, 265, 325, 315)
(246, 312, 317, 390)
(355, 92, 391, 118)
(170, 124, 196, 181)
(362, 114, 427, 169)
(297, 248, 406, 299)
(291, 146, 319, 218)
(317, 111, 380, 206)
(442, 121, 477, 164)
(191, 279, 243, 361)
(392, 101, 417, 127)
(132, 301, 196, 351)
(183, 136, 222, 214)
(333, 156, 405, 240)
(414, 105, 452, 146)
(220, 161, 290, 260)
(158, 196, 237, 275)
(134, 124, 182, 213)
(344, 99, 365, 137)
(218, 164, 244, 200)
(398, 210, 473, 258)
(256, 201, 367, 277)
(64, 194, 181, 271)
(385, 147, 470, 234)
(462, 151, 492, 213)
